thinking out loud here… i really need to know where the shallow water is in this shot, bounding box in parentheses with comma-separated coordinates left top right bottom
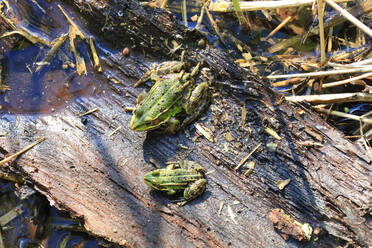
(1, 0, 102, 115)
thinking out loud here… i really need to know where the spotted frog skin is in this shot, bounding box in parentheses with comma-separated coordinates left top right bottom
(143, 160, 207, 205)
(130, 61, 210, 133)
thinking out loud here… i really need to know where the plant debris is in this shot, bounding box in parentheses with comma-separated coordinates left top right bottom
(277, 178, 291, 190)
(269, 208, 313, 241)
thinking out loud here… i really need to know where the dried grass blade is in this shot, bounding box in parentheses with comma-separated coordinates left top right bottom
(322, 72, 372, 88)
(267, 66, 372, 79)
(286, 93, 372, 104)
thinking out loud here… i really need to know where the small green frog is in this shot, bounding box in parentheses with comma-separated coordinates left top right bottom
(143, 160, 207, 205)
(130, 61, 210, 133)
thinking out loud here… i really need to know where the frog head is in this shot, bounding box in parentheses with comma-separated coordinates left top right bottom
(143, 170, 162, 190)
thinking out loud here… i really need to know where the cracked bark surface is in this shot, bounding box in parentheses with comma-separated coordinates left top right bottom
(0, 0, 371, 247)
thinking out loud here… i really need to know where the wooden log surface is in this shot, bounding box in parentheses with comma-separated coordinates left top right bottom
(0, 0, 371, 247)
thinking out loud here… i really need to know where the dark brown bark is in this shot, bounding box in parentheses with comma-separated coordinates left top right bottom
(0, 0, 371, 247)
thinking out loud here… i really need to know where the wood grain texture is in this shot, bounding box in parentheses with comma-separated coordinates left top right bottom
(0, 0, 370, 247)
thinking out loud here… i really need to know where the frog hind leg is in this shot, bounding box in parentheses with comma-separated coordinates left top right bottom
(183, 178, 207, 202)
(182, 82, 210, 127)
(179, 160, 205, 174)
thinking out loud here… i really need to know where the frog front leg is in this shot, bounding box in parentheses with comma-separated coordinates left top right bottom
(182, 82, 210, 127)
(182, 178, 207, 203)
(166, 117, 180, 134)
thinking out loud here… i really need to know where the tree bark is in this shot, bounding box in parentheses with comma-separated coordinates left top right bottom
(0, 0, 371, 247)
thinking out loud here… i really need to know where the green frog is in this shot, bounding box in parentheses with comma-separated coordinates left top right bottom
(143, 160, 207, 205)
(130, 61, 210, 133)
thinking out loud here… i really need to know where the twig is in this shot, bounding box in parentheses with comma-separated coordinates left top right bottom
(195, 6, 205, 30)
(327, 26, 333, 52)
(78, 107, 99, 117)
(0, 170, 25, 183)
(109, 126, 122, 137)
(286, 93, 372, 104)
(265, 127, 282, 140)
(0, 137, 45, 166)
(89, 37, 103, 73)
(160, 0, 168, 8)
(317, 0, 326, 66)
(218, 201, 224, 216)
(195, 123, 214, 142)
(322, 72, 372, 88)
(272, 77, 303, 87)
(350, 57, 372, 66)
(69, 26, 87, 76)
(324, 0, 372, 38)
(58, 4, 86, 39)
(35, 34, 67, 72)
(182, 0, 188, 27)
(235, 144, 261, 171)
(0, 29, 50, 46)
(209, 0, 352, 12)
(265, 15, 294, 40)
(204, 1, 222, 38)
(266, 65, 372, 79)
(314, 107, 372, 124)
(327, 62, 367, 69)
(30, 0, 46, 14)
(0, 205, 23, 226)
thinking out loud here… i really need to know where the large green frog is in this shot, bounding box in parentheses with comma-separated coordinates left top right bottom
(143, 160, 207, 205)
(130, 61, 210, 133)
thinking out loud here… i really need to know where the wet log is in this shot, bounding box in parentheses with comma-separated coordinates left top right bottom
(0, 0, 371, 247)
